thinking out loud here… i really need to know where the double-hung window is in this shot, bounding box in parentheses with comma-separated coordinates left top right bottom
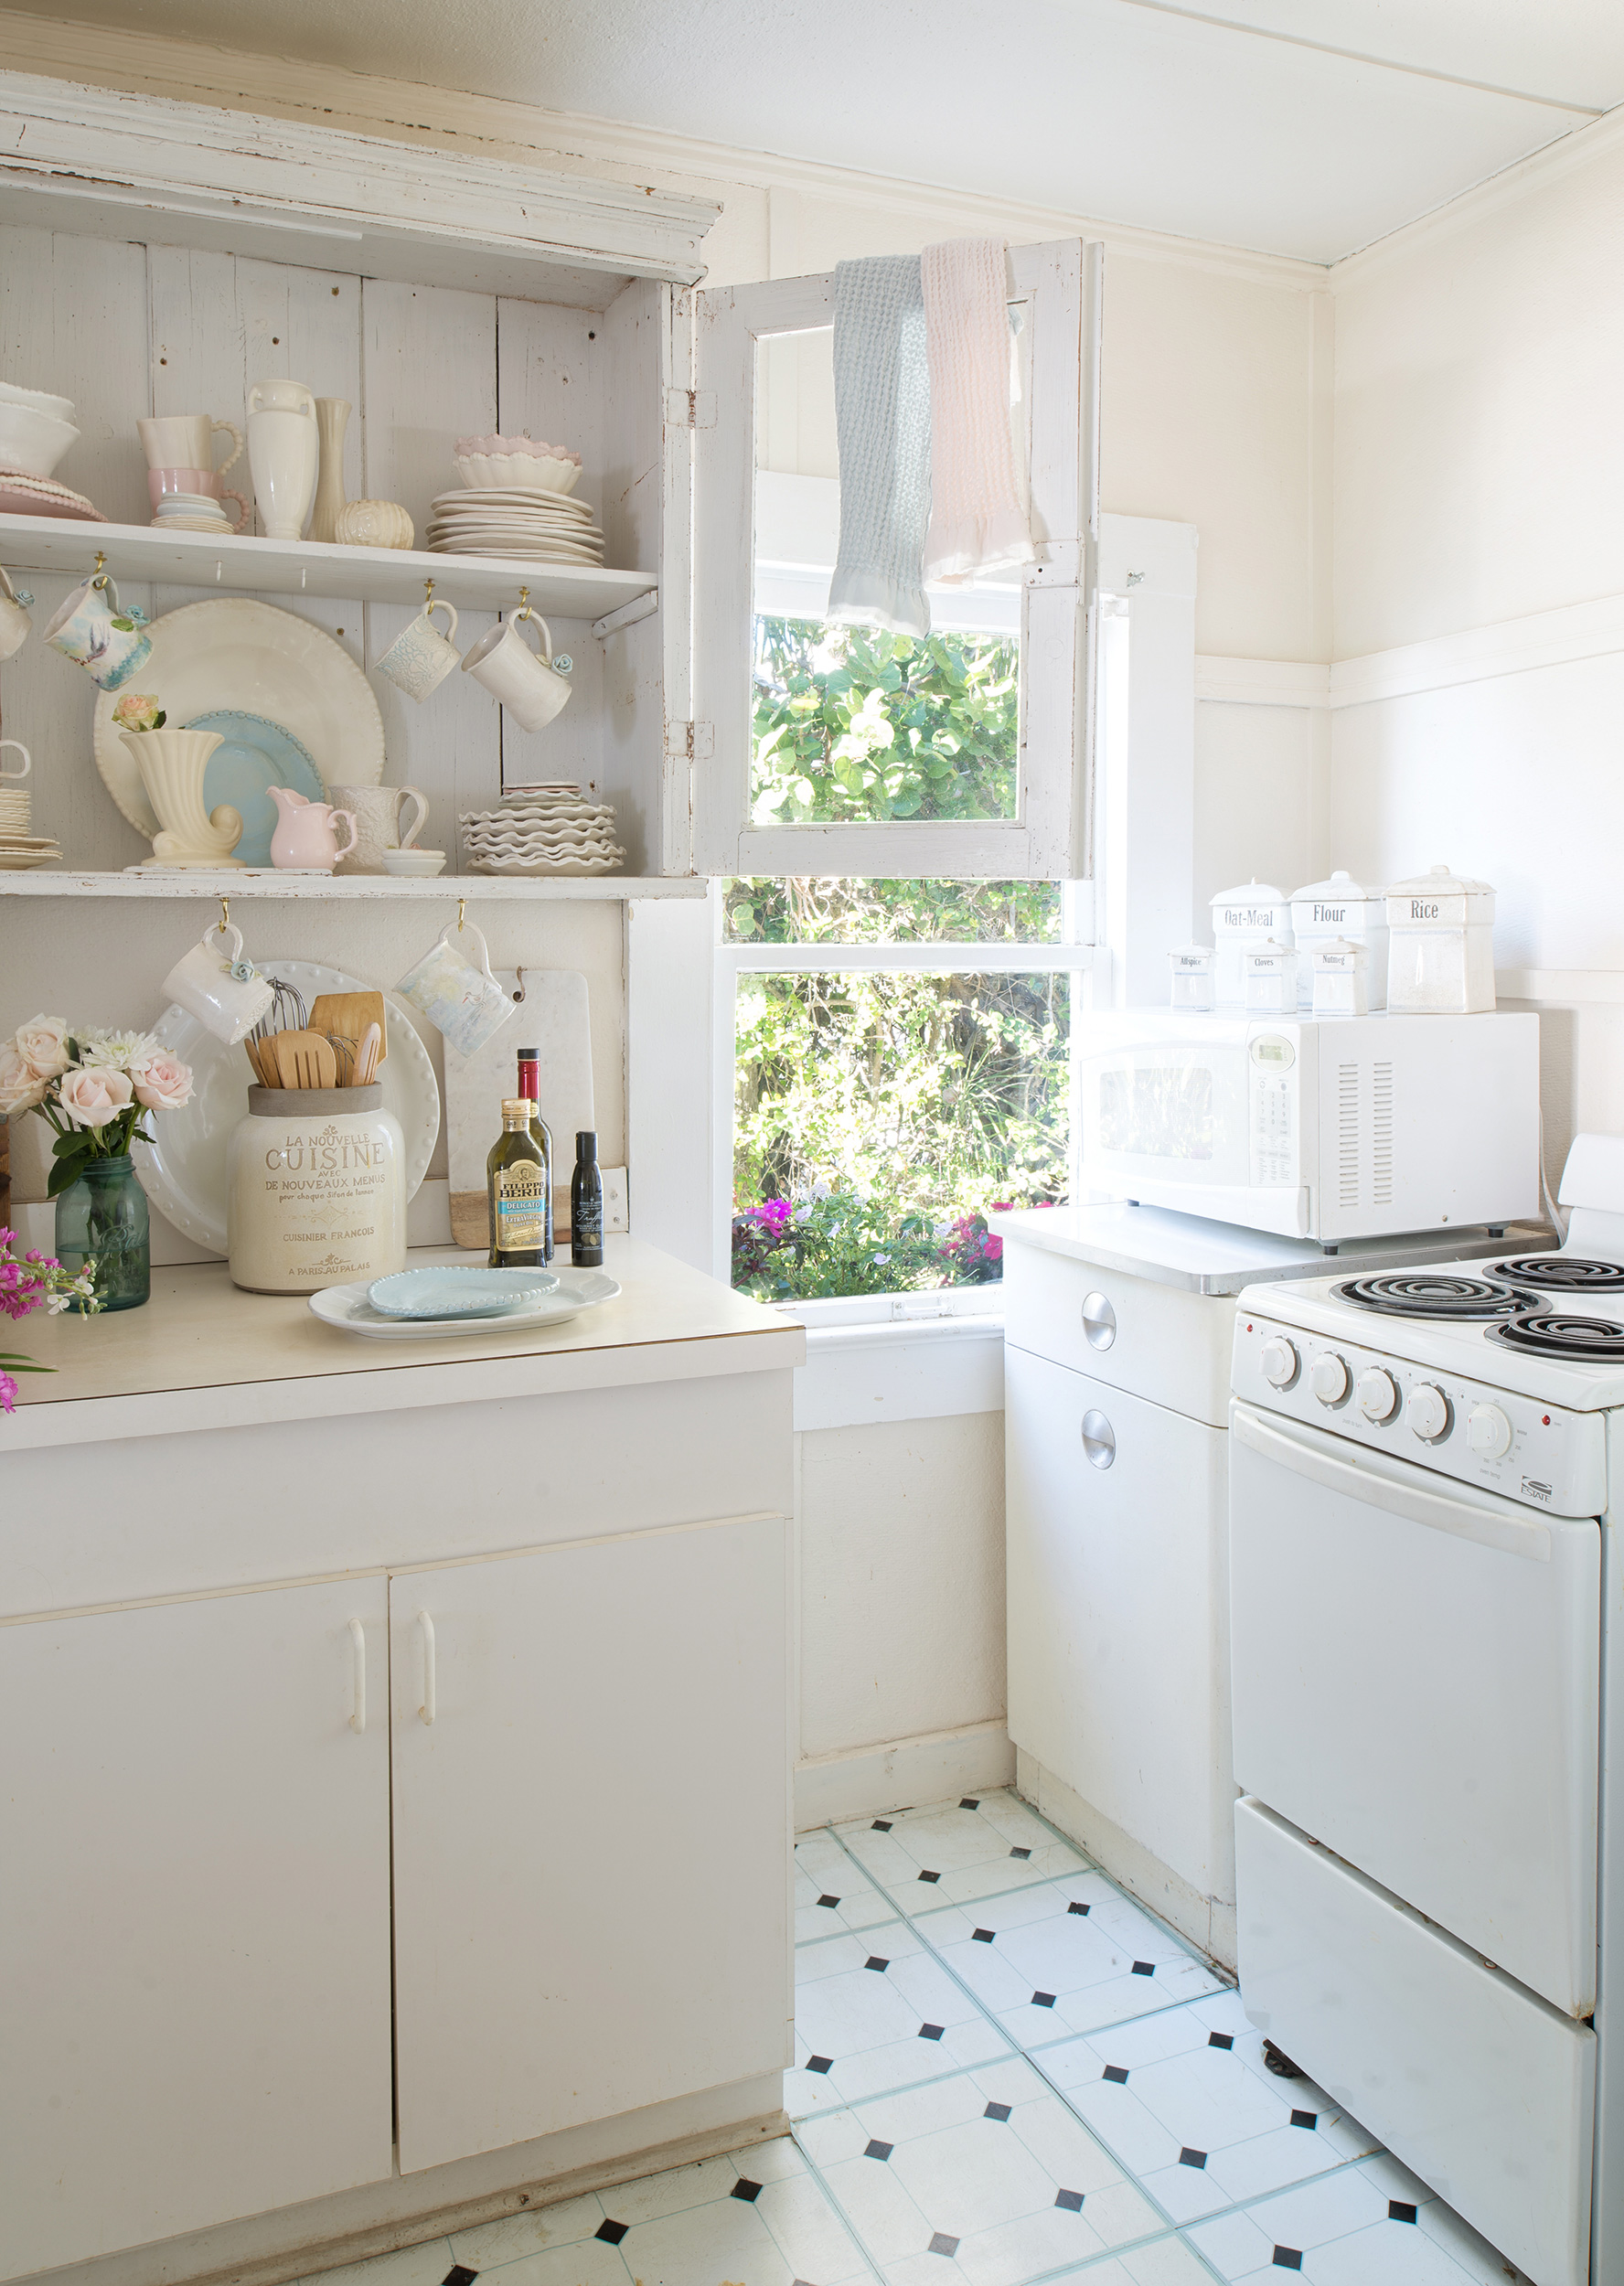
(684, 239, 1105, 1314)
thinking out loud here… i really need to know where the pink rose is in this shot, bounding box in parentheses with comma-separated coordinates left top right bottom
(134, 1049, 192, 1112)
(0, 1042, 48, 1118)
(58, 1065, 134, 1128)
(15, 1015, 70, 1080)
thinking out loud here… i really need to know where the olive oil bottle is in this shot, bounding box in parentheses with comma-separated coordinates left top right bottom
(486, 1098, 548, 1268)
(515, 1048, 555, 1262)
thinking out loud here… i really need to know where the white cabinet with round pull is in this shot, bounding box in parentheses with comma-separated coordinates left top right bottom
(1081, 1292, 1116, 1349)
(1081, 1408, 1116, 1469)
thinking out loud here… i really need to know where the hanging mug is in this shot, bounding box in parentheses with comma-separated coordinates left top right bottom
(161, 922, 275, 1045)
(395, 916, 516, 1056)
(376, 598, 461, 702)
(42, 572, 152, 689)
(0, 564, 34, 660)
(460, 605, 573, 733)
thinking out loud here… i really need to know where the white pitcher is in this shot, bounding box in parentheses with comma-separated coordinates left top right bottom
(246, 379, 319, 540)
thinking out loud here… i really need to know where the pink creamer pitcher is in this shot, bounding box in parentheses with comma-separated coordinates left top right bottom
(267, 785, 359, 872)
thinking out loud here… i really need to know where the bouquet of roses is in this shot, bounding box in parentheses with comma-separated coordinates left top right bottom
(0, 1224, 100, 1412)
(0, 1013, 193, 1197)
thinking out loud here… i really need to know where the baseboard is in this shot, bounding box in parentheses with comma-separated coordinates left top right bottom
(18, 2075, 787, 2286)
(796, 1720, 1015, 1829)
(1017, 1749, 1238, 1975)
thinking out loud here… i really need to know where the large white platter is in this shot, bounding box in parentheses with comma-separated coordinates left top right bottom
(92, 598, 385, 839)
(310, 1266, 620, 1340)
(134, 958, 440, 1255)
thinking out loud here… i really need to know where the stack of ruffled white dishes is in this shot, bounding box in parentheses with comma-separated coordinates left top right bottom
(459, 785, 625, 878)
(0, 782, 60, 870)
(428, 434, 603, 566)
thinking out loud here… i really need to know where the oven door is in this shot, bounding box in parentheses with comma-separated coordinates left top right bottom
(1230, 1400, 1600, 2014)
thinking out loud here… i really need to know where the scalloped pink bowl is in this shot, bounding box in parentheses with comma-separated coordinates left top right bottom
(453, 435, 582, 495)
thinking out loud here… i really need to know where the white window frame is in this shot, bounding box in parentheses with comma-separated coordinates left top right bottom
(692, 239, 1103, 881)
(715, 904, 1098, 1319)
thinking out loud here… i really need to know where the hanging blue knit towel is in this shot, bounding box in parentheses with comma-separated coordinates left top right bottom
(827, 254, 932, 639)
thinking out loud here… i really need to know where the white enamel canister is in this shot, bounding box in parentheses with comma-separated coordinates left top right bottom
(1243, 939, 1298, 1015)
(1289, 870, 1388, 1010)
(1210, 880, 1292, 1011)
(1169, 945, 1215, 1011)
(228, 1084, 406, 1293)
(1385, 864, 1497, 1013)
(1311, 937, 1370, 1016)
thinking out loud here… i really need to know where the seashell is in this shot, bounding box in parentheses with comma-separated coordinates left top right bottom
(335, 498, 414, 550)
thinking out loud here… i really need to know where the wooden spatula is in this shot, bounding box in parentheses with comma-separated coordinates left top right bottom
(309, 992, 387, 1068)
(274, 1029, 338, 1089)
(245, 1037, 274, 1086)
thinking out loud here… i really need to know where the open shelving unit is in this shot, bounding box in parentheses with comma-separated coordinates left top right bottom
(0, 869, 706, 900)
(0, 515, 659, 635)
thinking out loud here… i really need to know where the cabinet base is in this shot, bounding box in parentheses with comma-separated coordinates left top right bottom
(15, 2074, 789, 2286)
(1017, 1750, 1238, 1973)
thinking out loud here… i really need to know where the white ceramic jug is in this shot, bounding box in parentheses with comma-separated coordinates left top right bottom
(246, 379, 319, 540)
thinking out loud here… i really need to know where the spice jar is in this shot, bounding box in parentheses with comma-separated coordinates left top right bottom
(1169, 945, 1215, 1011)
(228, 1084, 406, 1293)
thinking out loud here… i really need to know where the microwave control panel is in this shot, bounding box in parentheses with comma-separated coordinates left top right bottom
(1247, 1033, 1298, 1187)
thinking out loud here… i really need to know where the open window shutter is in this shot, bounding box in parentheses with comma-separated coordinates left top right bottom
(692, 239, 1101, 879)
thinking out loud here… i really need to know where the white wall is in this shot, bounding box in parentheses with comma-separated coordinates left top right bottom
(1326, 112, 1624, 1180)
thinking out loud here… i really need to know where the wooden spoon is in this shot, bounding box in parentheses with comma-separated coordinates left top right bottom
(354, 1021, 382, 1086)
(310, 992, 387, 1068)
(273, 1029, 338, 1089)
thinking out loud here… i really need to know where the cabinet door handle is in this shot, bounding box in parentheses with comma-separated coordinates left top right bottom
(417, 1609, 436, 1725)
(347, 1618, 366, 1734)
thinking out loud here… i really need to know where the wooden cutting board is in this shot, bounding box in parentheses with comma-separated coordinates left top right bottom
(444, 969, 594, 1249)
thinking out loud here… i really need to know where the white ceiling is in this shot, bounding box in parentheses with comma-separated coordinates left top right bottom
(13, 0, 1624, 262)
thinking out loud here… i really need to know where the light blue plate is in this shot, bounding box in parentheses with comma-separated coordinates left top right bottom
(367, 1266, 560, 1319)
(187, 710, 326, 868)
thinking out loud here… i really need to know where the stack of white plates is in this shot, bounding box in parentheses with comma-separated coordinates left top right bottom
(427, 489, 604, 566)
(460, 785, 625, 877)
(0, 833, 62, 871)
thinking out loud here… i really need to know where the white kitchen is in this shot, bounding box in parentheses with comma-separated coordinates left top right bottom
(2, 8, 1621, 2286)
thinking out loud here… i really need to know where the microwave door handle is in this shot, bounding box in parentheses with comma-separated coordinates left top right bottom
(1231, 1404, 1551, 1563)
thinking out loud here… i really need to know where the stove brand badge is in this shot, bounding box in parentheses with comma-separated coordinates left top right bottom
(1520, 1476, 1554, 1502)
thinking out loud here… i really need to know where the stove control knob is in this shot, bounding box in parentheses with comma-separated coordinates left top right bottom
(1467, 1403, 1513, 1459)
(1357, 1367, 1400, 1424)
(1406, 1383, 1453, 1443)
(1309, 1351, 1351, 1405)
(1260, 1336, 1299, 1388)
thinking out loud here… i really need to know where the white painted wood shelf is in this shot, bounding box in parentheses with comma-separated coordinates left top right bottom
(0, 515, 657, 625)
(0, 870, 706, 900)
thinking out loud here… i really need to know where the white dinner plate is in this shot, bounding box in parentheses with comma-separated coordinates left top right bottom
(93, 599, 385, 840)
(432, 488, 597, 516)
(310, 1266, 620, 1339)
(134, 959, 441, 1255)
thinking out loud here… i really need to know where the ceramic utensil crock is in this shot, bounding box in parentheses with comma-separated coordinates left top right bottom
(228, 1083, 406, 1293)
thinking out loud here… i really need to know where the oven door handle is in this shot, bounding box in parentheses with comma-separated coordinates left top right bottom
(1232, 1404, 1553, 1562)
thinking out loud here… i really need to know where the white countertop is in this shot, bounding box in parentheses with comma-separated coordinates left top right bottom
(988, 1202, 1552, 1295)
(2, 1237, 803, 1451)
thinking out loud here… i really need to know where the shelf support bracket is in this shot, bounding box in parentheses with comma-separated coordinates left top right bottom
(591, 589, 659, 642)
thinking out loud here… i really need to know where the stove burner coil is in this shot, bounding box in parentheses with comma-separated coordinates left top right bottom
(1335, 1274, 1545, 1321)
(1490, 1313, 1624, 1358)
(1486, 1255, 1624, 1292)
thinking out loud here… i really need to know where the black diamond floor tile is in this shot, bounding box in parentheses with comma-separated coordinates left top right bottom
(918, 1869, 941, 1884)
(959, 1797, 980, 1809)
(1179, 2148, 1207, 2170)
(1067, 1900, 1090, 1917)
(1032, 1990, 1056, 2007)
(1389, 2201, 1418, 2224)
(595, 2221, 627, 2246)
(1102, 2064, 1129, 2084)
(864, 1956, 890, 1972)
(971, 1928, 995, 1942)
(919, 2021, 945, 2040)
(984, 2100, 1012, 2121)
(731, 2178, 762, 2202)
(817, 1893, 839, 1908)
(865, 2138, 893, 2162)
(872, 1819, 892, 1832)
(806, 2054, 834, 2074)
(442, 2270, 477, 2286)
(1208, 2031, 1234, 2049)
(1010, 1845, 1031, 1860)
(1289, 2108, 1318, 2130)
(1131, 1960, 1155, 1976)
(928, 2233, 960, 2257)
(1054, 2188, 1084, 2213)
(1273, 2251, 1303, 2271)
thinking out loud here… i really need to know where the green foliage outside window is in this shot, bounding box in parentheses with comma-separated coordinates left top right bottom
(751, 616, 1020, 826)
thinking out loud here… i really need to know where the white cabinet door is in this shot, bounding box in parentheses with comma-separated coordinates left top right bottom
(0, 1579, 392, 2280)
(391, 1514, 791, 2174)
(1006, 1343, 1234, 1902)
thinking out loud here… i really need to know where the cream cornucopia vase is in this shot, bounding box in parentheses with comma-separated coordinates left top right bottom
(120, 728, 244, 869)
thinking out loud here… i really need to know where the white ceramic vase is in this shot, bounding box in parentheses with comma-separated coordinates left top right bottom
(246, 379, 319, 540)
(123, 728, 245, 869)
(308, 397, 350, 545)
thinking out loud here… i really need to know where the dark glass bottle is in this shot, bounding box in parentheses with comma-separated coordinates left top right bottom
(515, 1048, 555, 1262)
(571, 1129, 604, 1267)
(486, 1098, 548, 1268)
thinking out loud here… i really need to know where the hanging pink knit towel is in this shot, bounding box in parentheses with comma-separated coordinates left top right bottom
(921, 238, 1036, 585)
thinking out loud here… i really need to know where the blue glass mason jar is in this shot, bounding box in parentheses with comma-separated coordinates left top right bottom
(54, 1155, 151, 1312)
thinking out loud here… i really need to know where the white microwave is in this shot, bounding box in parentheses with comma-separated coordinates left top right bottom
(1075, 1009, 1540, 1243)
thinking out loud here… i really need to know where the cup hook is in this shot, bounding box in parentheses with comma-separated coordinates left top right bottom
(92, 550, 108, 591)
(515, 585, 533, 625)
(423, 578, 435, 610)
(512, 966, 527, 1003)
(457, 896, 465, 934)
(219, 895, 230, 937)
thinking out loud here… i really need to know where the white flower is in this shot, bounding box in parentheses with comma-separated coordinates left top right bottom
(58, 1065, 134, 1128)
(80, 1030, 162, 1074)
(15, 1015, 70, 1080)
(0, 1042, 48, 1117)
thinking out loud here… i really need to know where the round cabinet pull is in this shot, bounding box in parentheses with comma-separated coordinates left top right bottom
(1081, 1409, 1116, 1469)
(1081, 1292, 1117, 1350)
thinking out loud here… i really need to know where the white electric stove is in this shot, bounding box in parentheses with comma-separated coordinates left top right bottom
(1229, 1133, 1624, 2286)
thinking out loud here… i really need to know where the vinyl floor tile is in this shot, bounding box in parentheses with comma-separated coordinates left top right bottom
(798, 1832, 898, 1941)
(1184, 2157, 1531, 2283)
(792, 1917, 1012, 2115)
(834, 1792, 1090, 1911)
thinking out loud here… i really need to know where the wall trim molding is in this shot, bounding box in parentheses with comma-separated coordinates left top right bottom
(796, 1319, 1005, 1432)
(1330, 589, 1624, 710)
(796, 1720, 1015, 1831)
(1194, 657, 1330, 709)
(1498, 969, 1624, 1007)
